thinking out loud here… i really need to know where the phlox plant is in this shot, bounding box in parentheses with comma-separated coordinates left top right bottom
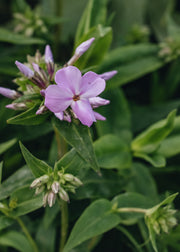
(0, 0, 180, 252)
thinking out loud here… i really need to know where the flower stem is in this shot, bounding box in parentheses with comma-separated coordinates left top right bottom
(16, 217, 39, 252)
(116, 207, 148, 214)
(116, 225, 143, 252)
(59, 200, 69, 252)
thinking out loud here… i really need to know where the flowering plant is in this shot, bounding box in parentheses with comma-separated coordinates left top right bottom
(0, 0, 179, 252)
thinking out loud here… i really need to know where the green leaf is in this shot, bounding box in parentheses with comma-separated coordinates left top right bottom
(53, 118, 99, 172)
(131, 109, 176, 153)
(133, 152, 166, 168)
(96, 88, 132, 143)
(10, 196, 43, 217)
(0, 28, 45, 45)
(0, 231, 34, 252)
(112, 192, 153, 225)
(126, 163, 158, 202)
(64, 199, 120, 252)
(97, 43, 164, 89)
(157, 135, 180, 158)
(0, 162, 2, 185)
(75, 169, 128, 200)
(75, 0, 108, 43)
(0, 216, 15, 231)
(75, 25, 112, 70)
(19, 142, 52, 177)
(0, 138, 17, 155)
(0, 166, 33, 201)
(7, 105, 49, 125)
(94, 134, 132, 169)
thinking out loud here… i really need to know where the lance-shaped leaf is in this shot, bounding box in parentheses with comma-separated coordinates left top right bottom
(75, 0, 108, 43)
(7, 105, 49, 125)
(0, 138, 17, 155)
(9, 185, 44, 217)
(131, 109, 176, 154)
(0, 166, 33, 200)
(20, 142, 52, 177)
(0, 216, 15, 231)
(63, 199, 120, 252)
(0, 231, 34, 252)
(97, 43, 165, 89)
(53, 118, 99, 172)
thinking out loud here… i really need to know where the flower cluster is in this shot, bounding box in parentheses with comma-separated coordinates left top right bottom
(146, 202, 177, 235)
(0, 38, 117, 127)
(30, 170, 83, 207)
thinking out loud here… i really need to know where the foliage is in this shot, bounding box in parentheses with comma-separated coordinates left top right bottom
(0, 0, 180, 252)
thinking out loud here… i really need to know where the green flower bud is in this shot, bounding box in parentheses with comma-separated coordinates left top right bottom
(59, 188, 69, 202)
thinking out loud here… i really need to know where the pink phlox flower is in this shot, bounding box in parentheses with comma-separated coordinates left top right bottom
(45, 66, 107, 127)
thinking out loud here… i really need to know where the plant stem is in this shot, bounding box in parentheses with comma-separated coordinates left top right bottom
(117, 207, 148, 214)
(117, 225, 143, 252)
(54, 126, 67, 159)
(59, 200, 69, 252)
(16, 217, 39, 252)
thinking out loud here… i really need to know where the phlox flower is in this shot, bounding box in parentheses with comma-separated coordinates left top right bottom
(45, 66, 109, 127)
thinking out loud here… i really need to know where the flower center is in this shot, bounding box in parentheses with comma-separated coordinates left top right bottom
(73, 94, 80, 101)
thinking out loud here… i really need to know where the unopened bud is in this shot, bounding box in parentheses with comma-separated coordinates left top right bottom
(0, 87, 21, 99)
(15, 61, 34, 78)
(59, 188, 69, 202)
(6, 102, 27, 110)
(35, 185, 45, 195)
(75, 37, 95, 57)
(99, 70, 117, 80)
(67, 37, 95, 66)
(43, 192, 48, 207)
(51, 181, 60, 194)
(89, 97, 110, 108)
(45, 45, 54, 63)
(36, 105, 47, 115)
(48, 191, 56, 207)
(30, 175, 49, 188)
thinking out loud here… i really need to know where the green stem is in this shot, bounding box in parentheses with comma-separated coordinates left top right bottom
(16, 217, 39, 252)
(54, 126, 68, 159)
(59, 200, 69, 252)
(117, 207, 148, 214)
(116, 226, 143, 252)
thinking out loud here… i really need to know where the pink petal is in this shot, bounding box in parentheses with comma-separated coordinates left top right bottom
(54, 112, 64, 120)
(45, 85, 72, 113)
(81, 77, 106, 98)
(55, 66, 82, 94)
(94, 112, 106, 121)
(71, 99, 96, 127)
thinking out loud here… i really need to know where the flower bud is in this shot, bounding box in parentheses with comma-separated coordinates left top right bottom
(0, 87, 21, 99)
(30, 175, 49, 188)
(99, 70, 117, 80)
(59, 188, 69, 202)
(51, 181, 60, 194)
(35, 185, 45, 195)
(45, 45, 54, 63)
(36, 105, 47, 115)
(6, 102, 27, 110)
(89, 97, 110, 108)
(47, 191, 56, 207)
(43, 192, 48, 207)
(15, 61, 34, 78)
(67, 38, 95, 66)
(75, 37, 95, 57)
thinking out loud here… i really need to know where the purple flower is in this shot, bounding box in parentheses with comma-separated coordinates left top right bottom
(0, 87, 20, 99)
(45, 66, 106, 127)
(15, 61, 34, 78)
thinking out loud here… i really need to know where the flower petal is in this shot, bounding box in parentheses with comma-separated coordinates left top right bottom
(55, 66, 82, 94)
(81, 77, 106, 98)
(71, 99, 96, 127)
(45, 85, 72, 113)
(93, 111, 106, 121)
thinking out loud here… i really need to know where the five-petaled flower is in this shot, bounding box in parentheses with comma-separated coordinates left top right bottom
(45, 66, 109, 127)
